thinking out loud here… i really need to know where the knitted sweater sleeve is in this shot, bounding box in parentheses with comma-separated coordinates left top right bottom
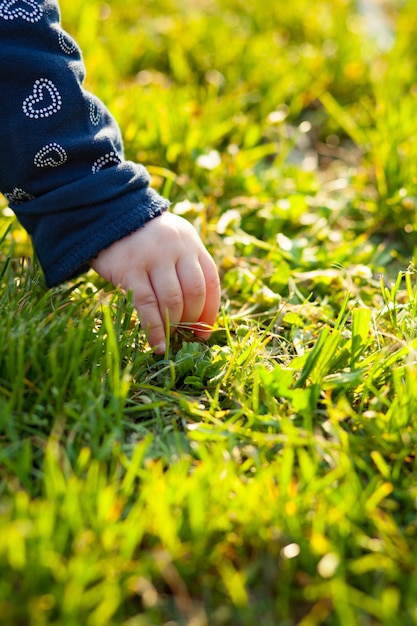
(0, 0, 169, 286)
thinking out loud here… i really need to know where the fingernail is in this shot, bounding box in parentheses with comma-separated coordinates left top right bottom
(155, 342, 166, 355)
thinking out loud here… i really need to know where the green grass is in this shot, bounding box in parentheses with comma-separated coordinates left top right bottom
(2, 0, 417, 623)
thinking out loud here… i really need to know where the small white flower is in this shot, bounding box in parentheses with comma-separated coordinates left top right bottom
(196, 150, 221, 170)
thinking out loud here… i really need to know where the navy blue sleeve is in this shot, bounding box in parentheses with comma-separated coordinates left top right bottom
(0, 0, 169, 286)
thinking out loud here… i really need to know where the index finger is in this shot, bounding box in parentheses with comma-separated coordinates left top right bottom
(128, 272, 167, 353)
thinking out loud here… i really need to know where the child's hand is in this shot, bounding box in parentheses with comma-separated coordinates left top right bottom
(90, 212, 221, 353)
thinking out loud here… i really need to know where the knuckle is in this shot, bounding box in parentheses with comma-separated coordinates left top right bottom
(206, 273, 221, 293)
(138, 291, 159, 309)
(187, 281, 206, 300)
(164, 291, 183, 311)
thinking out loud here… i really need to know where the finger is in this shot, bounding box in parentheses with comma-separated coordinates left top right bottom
(176, 256, 207, 325)
(128, 271, 167, 353)
(194, 252, 221, 339)
(150, 267, 184, 330)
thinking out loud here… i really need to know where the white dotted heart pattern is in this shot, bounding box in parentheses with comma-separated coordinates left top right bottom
(58, 30, 77, 55)
(34, 143, 67, 168)
(92, 151, 121, 174)
(0, 0, 43, 22)
(4, 187, 35, 204)
(89, 98, 102, 126)
(22, 78, 62, 119)
(0, 3, 122, 197)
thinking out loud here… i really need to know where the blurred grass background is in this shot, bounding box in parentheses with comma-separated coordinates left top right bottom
(2, 0, 417, 624)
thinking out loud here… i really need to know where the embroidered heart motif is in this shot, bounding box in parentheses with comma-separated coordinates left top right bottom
(34, 143, 67, 168)
(88, 98, 102, 126)
(0, 0, 43, 22)
(58, 30, 77, 55)
(4, 187, 35, 204)
(92, 151, 121, 174)
(22, 78, 62, 119)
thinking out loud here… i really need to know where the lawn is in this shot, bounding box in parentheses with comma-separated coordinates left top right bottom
(2, 0, 417, 624)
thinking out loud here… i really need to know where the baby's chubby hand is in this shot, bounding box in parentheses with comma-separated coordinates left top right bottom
(90, 212, 221, 353)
